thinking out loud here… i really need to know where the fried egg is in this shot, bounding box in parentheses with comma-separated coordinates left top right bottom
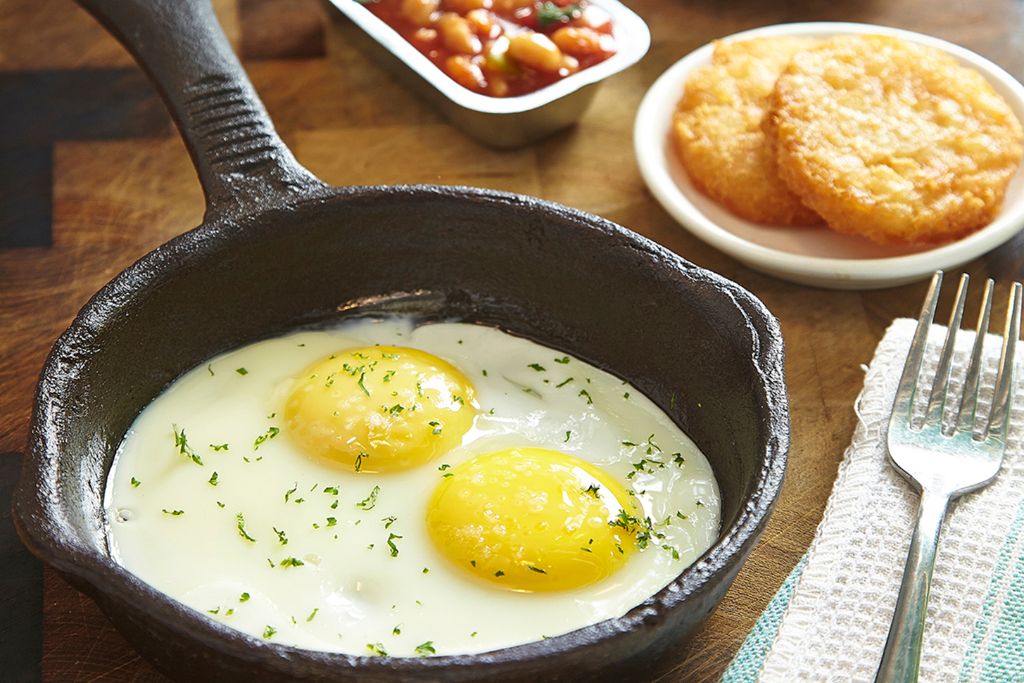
(105, 318, 720, 657)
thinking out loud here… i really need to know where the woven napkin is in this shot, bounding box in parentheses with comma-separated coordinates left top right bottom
(723, 318, 1024, 682)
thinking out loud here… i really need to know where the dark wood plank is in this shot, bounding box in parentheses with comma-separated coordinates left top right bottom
(0, 454, 43, 683)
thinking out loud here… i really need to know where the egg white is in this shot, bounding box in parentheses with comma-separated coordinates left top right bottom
(105, 318, 720, 656)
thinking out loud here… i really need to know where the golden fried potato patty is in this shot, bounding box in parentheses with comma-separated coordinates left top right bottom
(766, 35, 1023, 244)
(673, 37, 821, 226)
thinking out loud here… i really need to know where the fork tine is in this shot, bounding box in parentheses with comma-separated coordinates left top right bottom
(984, 282, 1022, 440)
(956, 279, 995, 433)
(893, 271, 942, 425)
(927, 274, 969, 427)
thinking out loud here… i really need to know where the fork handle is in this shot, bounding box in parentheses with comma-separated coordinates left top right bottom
(875, 490, 950, 683)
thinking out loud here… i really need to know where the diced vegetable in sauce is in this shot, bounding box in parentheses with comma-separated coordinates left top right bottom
(363, 0, 617, 97)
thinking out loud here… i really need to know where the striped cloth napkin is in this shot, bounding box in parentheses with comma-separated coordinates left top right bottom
(723, 318, 1024, 682)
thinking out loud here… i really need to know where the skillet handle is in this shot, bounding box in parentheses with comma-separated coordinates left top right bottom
(76, 0, 326, 220)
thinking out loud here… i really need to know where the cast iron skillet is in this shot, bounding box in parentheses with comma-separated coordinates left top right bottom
(12, 0, 789, 680)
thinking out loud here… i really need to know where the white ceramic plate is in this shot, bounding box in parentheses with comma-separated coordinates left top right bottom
(634, 22, 1024, 289)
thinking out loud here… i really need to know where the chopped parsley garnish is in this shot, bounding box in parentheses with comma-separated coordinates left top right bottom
(422, 567, 430, 574)
(354, 451, 368, 472)
(578, 389, 593, 405)
(387, 533, 402, 557)
(326, 517, 337, 527)
(210, 443, 229, 451)
(438, 463, 451, 471)
(621, 440, 637, 447)
(236, 367, 248, 376)
(303, 608, 318, 622)
(172, 425, 203, 466)
(208, 607, 220, 615)
(284, 483, 298, 502)
(330, 499, 339, 510)
(162, 509, 184, 516)
(554, 356, 570, 364)
(366, 642, 388, 657)
(263, 625, 276, 639)
(387, 403, 405, 415)
(564, 431, 571, 443)
(253, 426, 280, 450)
(555, 377, 573, 388)
(382, 370, 396, 383)
(382, 515, 397, 529)
(240, 592, 250, 602)
(494, 570, 505, 577)
(216, 501, 225, 508)
(357, 372, 370, 397)
(208, 471, 219, 486)
(415, 641, 436, 656)
(393, 624, 402, 635)
(428, 421, 443, 436)
(608, 510, 654, 549)
(673, 452, 686, 466)
(662, 544, 681, 560)
(323, 485, 339, 495)
(273, 527, 288, 545)
(236, 513, 256, 542)
(527, 565, 547, 574)
(528, 363, 546, 372)
(130, 477, 141, 488)
(582, 483, 600, 498)
(356, 485, 381, 510)
(207, 365, 215, 376)
(279, 557, 305, 568)
(623, 392, 630, 400)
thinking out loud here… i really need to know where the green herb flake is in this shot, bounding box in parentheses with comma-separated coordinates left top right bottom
(578, 389, 593, 405)
(263, 625, 276, 639)
(236, 513, 256, 542)
(354, 451, 368, 472)
(393, 624, 402, 635)
(356, 485, 381, 510)
(528, 363, 546, 372)
(527, 565, 547, 574)
(387, 533, 402, 557)
(240, 592, 250, 602)
(581, 483, 600, 498)
(428, 421, 443, 436)
(422, 567, 430, 574)
(207, 365, 215, 376)
(357, 372, 371, 397)
(415, 641, 436, 656)
(564, 431, 571, 443)
(273, 527, 288, 545)
(494, 570, 505, 577)
(236, 367, 249, 376)
(279, 557, 305, 568)
(208, 471, 219, 486)
(284, 483, 298, 502)
(162, 509, 184, 516)
(323, 485, 339, 495)
(306, 608, 319, 622)
(326, 517, 337, 527)
(210, 443, 229, 451)
(382, 515, 397, 529)
(253, 426, 280, 450)
(555, 377, 573, 388)
(130, 477, 141, 488)
(623, 392, 630, 400)
(216, 501, 225, 509)
(172, 425, 204, 466)
(367, 642, 388, 657)
(554, 356, 570, 364)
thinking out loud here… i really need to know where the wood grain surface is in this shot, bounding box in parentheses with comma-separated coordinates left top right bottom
(1, 0, 1023, 680)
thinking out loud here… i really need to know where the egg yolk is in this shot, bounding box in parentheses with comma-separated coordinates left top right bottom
(284, 346, 476, 473)
(426, 447, 638, 592)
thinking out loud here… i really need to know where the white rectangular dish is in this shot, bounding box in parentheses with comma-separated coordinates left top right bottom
(327, 0, 650, 148)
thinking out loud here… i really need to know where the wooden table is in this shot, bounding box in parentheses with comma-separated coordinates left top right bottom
(2, 0, 1022, 680)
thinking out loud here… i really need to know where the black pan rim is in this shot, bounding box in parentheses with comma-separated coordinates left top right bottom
(13, 183, 789, 677)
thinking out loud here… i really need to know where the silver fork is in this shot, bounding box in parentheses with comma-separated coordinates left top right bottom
(875, 271, 1022, 683)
